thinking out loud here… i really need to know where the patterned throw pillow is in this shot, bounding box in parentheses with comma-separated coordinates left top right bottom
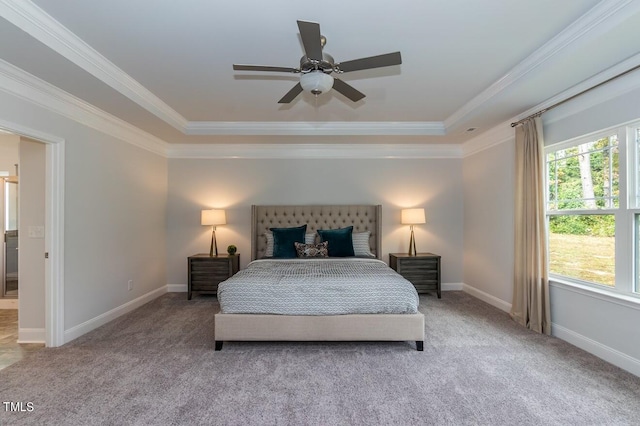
(294, 241, 329, 258)
(352, 231, 375, 257)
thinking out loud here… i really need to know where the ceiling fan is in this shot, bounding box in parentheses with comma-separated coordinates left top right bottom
(232, 20, 402, 103)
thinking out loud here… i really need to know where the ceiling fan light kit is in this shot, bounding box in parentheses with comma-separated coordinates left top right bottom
(233, 20, 402, 103)
(300, 71, 334, 95)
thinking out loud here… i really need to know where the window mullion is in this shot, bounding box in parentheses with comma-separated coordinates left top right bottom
(615, 126, 630, 292)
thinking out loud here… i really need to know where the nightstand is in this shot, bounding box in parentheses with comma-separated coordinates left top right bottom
(389, 253, 441, 298)
(187, 254, 239, 300)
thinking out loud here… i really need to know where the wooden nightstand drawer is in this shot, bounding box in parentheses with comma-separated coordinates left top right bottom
(190, 262, 231, 274)
(389, 253, 441, 298)
(397, 258, 439, 271)
(188, 254, 240, 300)
(404, 275, 439, 285)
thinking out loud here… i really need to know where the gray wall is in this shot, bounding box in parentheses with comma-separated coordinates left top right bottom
(0, 89, 168, 337)
(167, 158, 464, 286)
(63, 124, 168, 329)
(463, 139, 515, 307)
(544, 74, 640, 146)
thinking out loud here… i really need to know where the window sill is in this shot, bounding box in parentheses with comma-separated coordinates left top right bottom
(549, 278, 640, 311)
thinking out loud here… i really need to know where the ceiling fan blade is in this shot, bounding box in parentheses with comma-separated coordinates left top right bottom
(278, 83, 303, 103)
(336, 52, 402, 73)
(297, 20, 323, 61)
(233, 64, 300, 73)
(332, 78, 365, 102)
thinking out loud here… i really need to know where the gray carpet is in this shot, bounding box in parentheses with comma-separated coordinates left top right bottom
(1, 292, 639, 425)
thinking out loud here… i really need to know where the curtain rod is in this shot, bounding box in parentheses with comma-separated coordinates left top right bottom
(510, 62, 640, 127)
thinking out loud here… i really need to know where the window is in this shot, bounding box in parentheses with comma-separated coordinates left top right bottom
(546, 122, 639, 298)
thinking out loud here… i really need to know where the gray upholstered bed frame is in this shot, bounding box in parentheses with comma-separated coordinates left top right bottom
(214, 205, 425, 351)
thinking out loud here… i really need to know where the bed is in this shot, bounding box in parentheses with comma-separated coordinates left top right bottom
(213, 205, 425, 351)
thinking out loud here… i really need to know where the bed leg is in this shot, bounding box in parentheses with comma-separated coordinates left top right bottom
(215, 341, 223, 351)
(416, 341, 424, 351)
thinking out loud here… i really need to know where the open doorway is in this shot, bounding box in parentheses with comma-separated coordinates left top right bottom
(0, 132, 45, 369)
(0, 121, 64, 349)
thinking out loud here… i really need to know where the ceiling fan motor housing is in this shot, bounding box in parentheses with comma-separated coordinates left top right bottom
(300, 53, 336, 74)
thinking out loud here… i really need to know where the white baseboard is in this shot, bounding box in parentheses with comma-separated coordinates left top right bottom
(64, 286, 167, 344)
(167, 284, 187, 292)
(0, 298, 18, 309)
(442, 282, 464, 291)
(462, 283, 512, 313)
(18, 328, 45, 344)
(552, 323, 640, 377)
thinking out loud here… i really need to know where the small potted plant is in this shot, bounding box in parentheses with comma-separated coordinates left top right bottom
(227, 244, 237, 255)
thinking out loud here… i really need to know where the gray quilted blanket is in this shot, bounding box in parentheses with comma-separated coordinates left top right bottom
(217, 258, 419, 315)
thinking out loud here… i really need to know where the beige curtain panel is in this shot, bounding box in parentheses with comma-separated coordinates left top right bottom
(511, 117, 551, 335)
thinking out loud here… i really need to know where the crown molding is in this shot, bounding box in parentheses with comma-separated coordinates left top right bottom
(0, 0, 188, 131)
(525, 52, 640, 126)
(0, 59, 169, 156)
(461, 49, 640, 158)
(185, 121, 446, 136)
(167, 143, 462, 159)
(444, 0, 640, 130)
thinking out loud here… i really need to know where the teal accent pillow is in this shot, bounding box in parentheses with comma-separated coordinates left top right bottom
(317, 226, 355, 257)
(270, 225, 307, 258)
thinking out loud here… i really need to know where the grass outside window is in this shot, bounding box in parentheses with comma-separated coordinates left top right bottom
(548, 229, 615, 287)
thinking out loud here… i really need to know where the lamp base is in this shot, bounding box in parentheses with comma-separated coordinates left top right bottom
(408, 227, 417, 256)
(209, 227, 218, 257)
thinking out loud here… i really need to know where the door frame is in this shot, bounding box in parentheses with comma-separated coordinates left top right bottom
(0, 118, 64, 347)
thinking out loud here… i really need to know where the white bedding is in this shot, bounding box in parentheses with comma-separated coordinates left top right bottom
(217, 258, 419, 315)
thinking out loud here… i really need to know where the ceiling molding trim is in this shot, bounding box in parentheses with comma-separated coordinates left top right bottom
(522, 53, 640, 126)
(0, 59, 169, 157)
(462, 121, 514, 158)
(0, 0, 188, 131)
(0, 117, 65, 145)
(462, 49, 640, 158)
(167, 143, 462, 159)
(444, 0, 640, 131)
(184, 121, 446, 136)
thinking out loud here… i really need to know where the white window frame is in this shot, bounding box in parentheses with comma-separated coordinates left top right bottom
(545, 120, 640, 300)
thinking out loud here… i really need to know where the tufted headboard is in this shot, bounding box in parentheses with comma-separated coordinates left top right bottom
(251, 205, 382, 261)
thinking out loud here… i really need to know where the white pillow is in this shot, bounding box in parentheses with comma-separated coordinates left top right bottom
(264, 232, 315, 257)
(352, 231, 375, 257)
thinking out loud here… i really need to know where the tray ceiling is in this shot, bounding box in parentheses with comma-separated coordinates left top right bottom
(1, 0, 639, 145)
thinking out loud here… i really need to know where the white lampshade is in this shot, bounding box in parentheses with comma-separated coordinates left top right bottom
(201, 209, 226, 226)
(300, 71, 334, 95)
(401, 208, 426, 225)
